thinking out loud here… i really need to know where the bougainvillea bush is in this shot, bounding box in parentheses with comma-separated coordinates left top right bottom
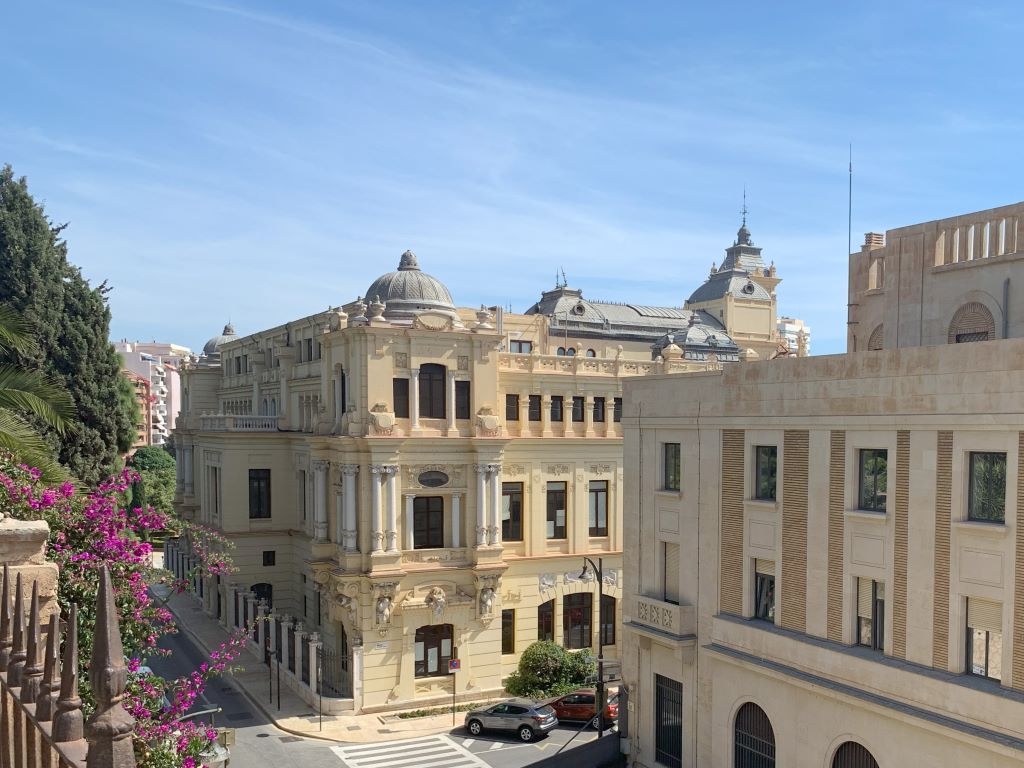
(0, 451, 240, 767)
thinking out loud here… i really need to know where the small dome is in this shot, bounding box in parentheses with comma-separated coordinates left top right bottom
(203, 323, 236, 355)
(653, 323, 740, 361)
(364, 251, 458, 322)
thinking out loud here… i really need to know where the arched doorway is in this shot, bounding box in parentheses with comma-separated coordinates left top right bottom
(734, 702, 775, 767)
(832, 741, 879, 768)
(252, 582, 273, 609)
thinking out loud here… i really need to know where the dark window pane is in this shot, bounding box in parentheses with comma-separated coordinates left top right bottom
(502, 609, 515, 654)
(664, 443, 681, 491)
(546, 482, 567, 539)
(613, 397, 622, 422)
(528, 395, 542, 421)
(754, 573, 775, 623)
(734, 702, 776, 768)
(393, 378, 410, 418)
(249, 469, 271, 519)
(593, 396, 605, 422)
(858, 449, 887, 512)
(968, 452, 1006, 522)
(506, 394, 520, 421)
(589, 480, 608, 536)
(414, 623, 454, 678)
(754, 446, 777, 501)
(655, 676, 683, 768)
(538, 600, 554, 641)
(419, 364, 446, 419)
(413, 496, 444, 549)
(562, 592, 592, 649)
(502, 482, 523, 541)
(455, 380, 471, 419)
(572, 396, 585, 422)
(551, 396, 564, 422)
(600, 594, 616, 646)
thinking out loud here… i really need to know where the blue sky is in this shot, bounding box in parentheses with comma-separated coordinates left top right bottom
(4, 1, 1023, 354)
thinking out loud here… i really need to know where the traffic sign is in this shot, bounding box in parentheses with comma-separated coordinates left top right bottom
(449, 659, 461, 672)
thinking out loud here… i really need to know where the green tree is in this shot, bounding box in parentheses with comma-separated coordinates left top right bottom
(129, 445, 176, 517)
(0, 305, 76, 482)
(0, 165, 134, 483)
(504, 641, 595, 698)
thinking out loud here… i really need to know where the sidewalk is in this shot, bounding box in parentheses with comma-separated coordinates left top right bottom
(153, 583, 465, 743)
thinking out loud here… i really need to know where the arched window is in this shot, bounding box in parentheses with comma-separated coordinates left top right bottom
(832, 741, 878, 768)
(734, 702, 775, 767)
(586, 349, 596, 357)
(566, 347, 577, 357)
(948, 302, 995, 343)
(261, 398, 268, 415)
(419, 363, 446, 419)
(866, 325, 884, 351)
(414, 624, 453, 677)
(270, 398, 277, 416)
(556, 347, 566, 356)
(252, 582, 273, 609)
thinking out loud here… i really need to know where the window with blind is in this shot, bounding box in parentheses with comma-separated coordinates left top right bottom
(754, 560, 775, 623)
(502, 482, 523, 541)
(966, 597, 1002, 680)
(505, 394, 519, 421)
(663, 542, 680, 605)
(857, 578, 885, 651)
(546, 482, 567, 539)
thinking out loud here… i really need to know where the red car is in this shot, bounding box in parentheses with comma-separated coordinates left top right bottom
(547, 688, 618, 728)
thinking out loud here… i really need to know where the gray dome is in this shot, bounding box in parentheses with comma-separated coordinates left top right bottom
(365, 251, 458, 322)
(203, 323, 236, 355)
(653, 322, 740, 362)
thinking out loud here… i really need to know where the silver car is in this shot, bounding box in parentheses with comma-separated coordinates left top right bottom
(464, 697, 558, 742)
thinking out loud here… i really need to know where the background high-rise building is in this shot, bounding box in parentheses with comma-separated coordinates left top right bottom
(115, 341, 191, 446)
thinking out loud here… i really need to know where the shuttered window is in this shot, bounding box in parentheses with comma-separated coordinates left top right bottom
(966, 598, 1003, 680)
(967, 597, 1002, 632)
(663, 542, 680, 605)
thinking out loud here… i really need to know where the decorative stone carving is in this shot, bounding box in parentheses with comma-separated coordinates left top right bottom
(375, 596, 392, 626)
(425, 587, 447, 618)
(395, 352, 409, 369)
(350, 297, 368, 326)
(475, 406, 501, 437)
(368, 296, 387, 324)
(412, 313, 455, 331)
(457, 355, 469, 371)
(546, 464, 570, 475)
(474, 306, 495, 330)
(504, 464, 527, 477)
(539, 574, 556, 592)
(368, 403, 395, 435)
(603, 569, 618, 587)
(479, 587, 494, 616)
(589, 464, 612, 475)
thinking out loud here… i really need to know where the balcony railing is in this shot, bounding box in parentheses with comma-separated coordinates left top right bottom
(199, 414, 280, 432)
(630, 595, 695, 638)
(401, 547, 471, 566)
(498, 353, 695, 376)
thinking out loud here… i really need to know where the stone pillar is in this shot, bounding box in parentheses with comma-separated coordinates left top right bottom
(519, 393, 530, 436)
(385, 467, 398, 553)
(488, 464, 502, 546)
(410, 368, 420, 430)
(605, 398, 616, 437)
(334, 486, 344, 546)
(253, 378, 260, 415)
(405, 494, 416, 550)
(370, 466, 383, 552)
(541, 394, 552, 437)
(565, 392, 574, 435)
(333, 364, 344, 433)
(584, 395, 595, 437)
(183, 445, 194, 495)
(280, 375, 289, 421)
(447, 370, 457, 432)
(257, 599, 269, 653)
(474, 464, 487, 546)
(309, 633, 321, 697)
(280, 616, 293, 671)
(352, 642, 364, 713)
(451, 493, 461, 549)
(313, 460, 329, 542)
(342, 465, 359, 552)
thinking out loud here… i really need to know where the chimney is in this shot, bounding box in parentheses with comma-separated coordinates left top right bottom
(863, 232, 885, 249)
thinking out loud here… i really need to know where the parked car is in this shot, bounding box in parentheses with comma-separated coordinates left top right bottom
(547, 688, 618, 728)
(464, 698, 558, 742)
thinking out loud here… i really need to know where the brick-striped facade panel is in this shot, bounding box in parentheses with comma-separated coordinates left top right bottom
(933, 431, 953, 670)
(893, 430, 910, 658)
(720, 429, 746, 616)
(827, 430, 846, 643)
(1014, 432, 1024, 690)
(781, 430, 809, 632)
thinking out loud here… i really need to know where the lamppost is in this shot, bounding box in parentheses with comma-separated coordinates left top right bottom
(579, 555, 606, 734)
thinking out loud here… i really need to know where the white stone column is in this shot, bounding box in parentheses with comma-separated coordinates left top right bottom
(488, 464, 502, 546)
(541, 395, 552, 437)
(370, 466, 383, 552)
(410, 368, 421, 429)
(385, 467, 398, 552)
(183, 445, 194, 495)
(451, 493, 461, 549)
(334, 486, 344, 546)
(333, 365, 344, 433)
(257, 599, 269, 654)
(584, 395, 594, 436)
(280, 373, 289, 421)
(352, 642, 364, 712)
(447, 370, 457, 432)
(606, 398, 616, 437)
(519, 393, 529, 436)
(313, 460, 329, 542)
(405, 493, 416, 550)
(342, 465, 359, 551)
(474, 464, 487, 546)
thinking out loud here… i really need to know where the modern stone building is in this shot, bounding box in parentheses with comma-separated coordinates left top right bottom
(168, 221, 792, 715)
(621, 201, 1024, 768)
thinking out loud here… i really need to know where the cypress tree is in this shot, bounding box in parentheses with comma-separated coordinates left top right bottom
(0, 165, 134, 483)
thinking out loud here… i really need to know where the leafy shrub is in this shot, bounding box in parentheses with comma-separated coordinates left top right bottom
(504, 641, 595, 699)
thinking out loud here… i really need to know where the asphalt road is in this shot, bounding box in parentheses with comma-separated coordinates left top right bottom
(147, 623, 611, 768)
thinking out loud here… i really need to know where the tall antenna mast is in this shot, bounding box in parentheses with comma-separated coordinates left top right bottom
(848, 145, 853, 258)
(742, 185, 748, 226)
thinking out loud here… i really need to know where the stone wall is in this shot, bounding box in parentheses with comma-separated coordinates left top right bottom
(0, 517, 59, 624)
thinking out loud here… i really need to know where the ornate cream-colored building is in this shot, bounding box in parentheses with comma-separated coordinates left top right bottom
(622, 202, 1024, 768)
(169, 221, 792, 715)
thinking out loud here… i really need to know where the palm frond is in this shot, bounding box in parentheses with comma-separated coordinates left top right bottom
(0, 366, 77, 434)
(0, 305, 37, 358)
(0, 408, 75, 485)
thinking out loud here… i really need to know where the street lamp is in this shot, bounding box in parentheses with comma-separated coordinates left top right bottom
(579, 556, 606, 734)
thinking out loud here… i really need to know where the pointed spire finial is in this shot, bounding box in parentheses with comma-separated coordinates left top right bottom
(0, 564, 11, 669)
(742, 185, 748, 226)
(53, 603, 83, 743)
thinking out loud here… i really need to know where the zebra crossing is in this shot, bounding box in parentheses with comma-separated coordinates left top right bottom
(330, 734, 491, 768)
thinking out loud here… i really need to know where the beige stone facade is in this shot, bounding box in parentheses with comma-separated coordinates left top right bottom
(623, 204, 1024, 766)
(170, 238, 783, 715)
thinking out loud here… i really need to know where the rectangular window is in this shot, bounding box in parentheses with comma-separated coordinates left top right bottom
(502, 482, 523, 542)
(393, 378, 410, 419)
(241, 354, 248, 372)
(655, 675, 683, 768)
(501, 609, 515, 654)
(413, 496, 444, 549)
(414, 624, 454, 678)
(234, 357, 241, 374)
(588, 481, 608, 536)
(966, 597, 1002, 681)
(315, 342, 321, 360)
(663, 443, 681, 491)
(455, 380, 471, 419)
(593, 396, 606, 422)
(248, 469, 271, 519)
(505, 394, 520, 421)
(754, 446, 777, 501)
(298, 469, 307, 520)
(968, 451, 1006, 523)
(305, 338, 312, 361)
(754, 562, 775, 623)
(510, 340, 533, 354)
(563, 593, 592, 649)
(262, 550, 276, 567)
(600, 594, 616, 646)
(857, 578, 885, 651)
(858, 449, 888, 512)
(538, 599, 554, 642)
(418, 365, 446, 419)
(551, 395, 564, 422)
(571, 396, 585, 422)
(663, 542, 680, 605)
(613, 397, 622, 422)
(528, 395, 542, 421)
(546, 481, 567, 539)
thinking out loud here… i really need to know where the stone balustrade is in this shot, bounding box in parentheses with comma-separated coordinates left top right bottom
(199, 414, 280, 432)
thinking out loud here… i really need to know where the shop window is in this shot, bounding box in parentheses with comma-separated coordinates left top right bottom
(563, 593, 592, 649)
(538, 600, 554, 642)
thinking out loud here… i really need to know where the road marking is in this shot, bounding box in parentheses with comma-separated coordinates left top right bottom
(462, 738, 475, 748)
(331, 734, 489, 768)
(489, 742, 503, 750)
